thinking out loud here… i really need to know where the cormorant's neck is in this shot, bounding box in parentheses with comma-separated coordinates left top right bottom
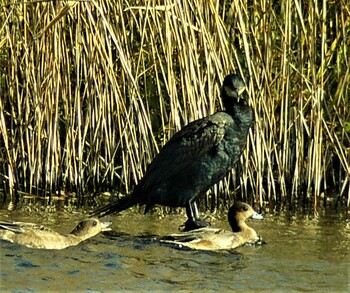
(221, 91, 251, 118)
(223, 99, 254, 128)
(221, 92, 237, 115)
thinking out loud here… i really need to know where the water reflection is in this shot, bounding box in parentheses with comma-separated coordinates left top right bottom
(0, 204, 349, 291)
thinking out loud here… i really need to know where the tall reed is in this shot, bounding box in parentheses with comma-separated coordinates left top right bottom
(0, 0, 348, 210)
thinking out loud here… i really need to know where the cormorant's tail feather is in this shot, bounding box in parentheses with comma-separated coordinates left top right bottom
(89, 194, 142, 218)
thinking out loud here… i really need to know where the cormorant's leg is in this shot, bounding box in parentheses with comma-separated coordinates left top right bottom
(184, 200, 210, 231)
(185, 201, 198, 221)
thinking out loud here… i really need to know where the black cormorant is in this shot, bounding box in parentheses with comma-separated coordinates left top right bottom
(90, 74, 254, 231)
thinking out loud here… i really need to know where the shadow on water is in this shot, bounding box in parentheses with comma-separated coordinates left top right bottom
(0, 201, 349, 291)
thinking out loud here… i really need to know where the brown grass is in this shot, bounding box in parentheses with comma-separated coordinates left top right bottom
(0, 0, 349, 210)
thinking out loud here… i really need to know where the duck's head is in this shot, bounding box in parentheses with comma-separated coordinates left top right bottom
(221, 74, 246, 103)
(228, 202, 263, 232)
(70, 218, 112, 240)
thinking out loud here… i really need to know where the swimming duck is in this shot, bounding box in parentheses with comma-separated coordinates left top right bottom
(161, 202, 264, 251)
(0, 218, 111, 250)
(91, 74, 254, 231)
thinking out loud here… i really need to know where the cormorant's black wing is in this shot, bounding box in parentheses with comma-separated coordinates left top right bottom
(137, 112, 231, 191)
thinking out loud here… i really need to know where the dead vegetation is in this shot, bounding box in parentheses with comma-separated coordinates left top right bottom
(0, 0, 349, 210)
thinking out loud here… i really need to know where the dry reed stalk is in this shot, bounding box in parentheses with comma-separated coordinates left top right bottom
(0, 0, 348, 211)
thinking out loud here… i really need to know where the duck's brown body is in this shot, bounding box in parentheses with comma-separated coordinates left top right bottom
(0, 218, 111, 250)
(161, 202, 264, 251)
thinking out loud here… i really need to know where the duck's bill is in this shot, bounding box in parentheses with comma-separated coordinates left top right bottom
(252, 212, 264, 220)
(101, 221, 112, 231)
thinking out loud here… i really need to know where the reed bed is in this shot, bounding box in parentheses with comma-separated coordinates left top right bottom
(0, 0, 349, 211)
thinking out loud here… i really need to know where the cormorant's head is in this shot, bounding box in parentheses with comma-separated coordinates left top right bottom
(221, 74, 246, 102)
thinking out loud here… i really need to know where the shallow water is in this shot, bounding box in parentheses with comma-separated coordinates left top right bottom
(0, 205, 349, 292)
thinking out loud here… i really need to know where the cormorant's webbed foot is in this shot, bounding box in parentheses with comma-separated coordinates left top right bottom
(183, 218, 211, 231)
(184, 200, 210, 231)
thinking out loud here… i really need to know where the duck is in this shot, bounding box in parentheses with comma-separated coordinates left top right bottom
(0, 218, 111, 250)
(91, 74, 254, 231)
(160, 202, 264, 251)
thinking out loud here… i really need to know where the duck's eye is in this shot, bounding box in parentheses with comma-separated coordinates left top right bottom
(92, 220, 97, 226)
(243, 207, 248, 211)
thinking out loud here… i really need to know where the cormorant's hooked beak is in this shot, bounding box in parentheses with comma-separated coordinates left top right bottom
(236, 86, 246, 102)
(223, 85, 246, 101)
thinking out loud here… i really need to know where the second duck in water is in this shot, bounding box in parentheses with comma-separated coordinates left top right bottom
(91, 74, 254, 231)
(161, 202, 264, 251)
